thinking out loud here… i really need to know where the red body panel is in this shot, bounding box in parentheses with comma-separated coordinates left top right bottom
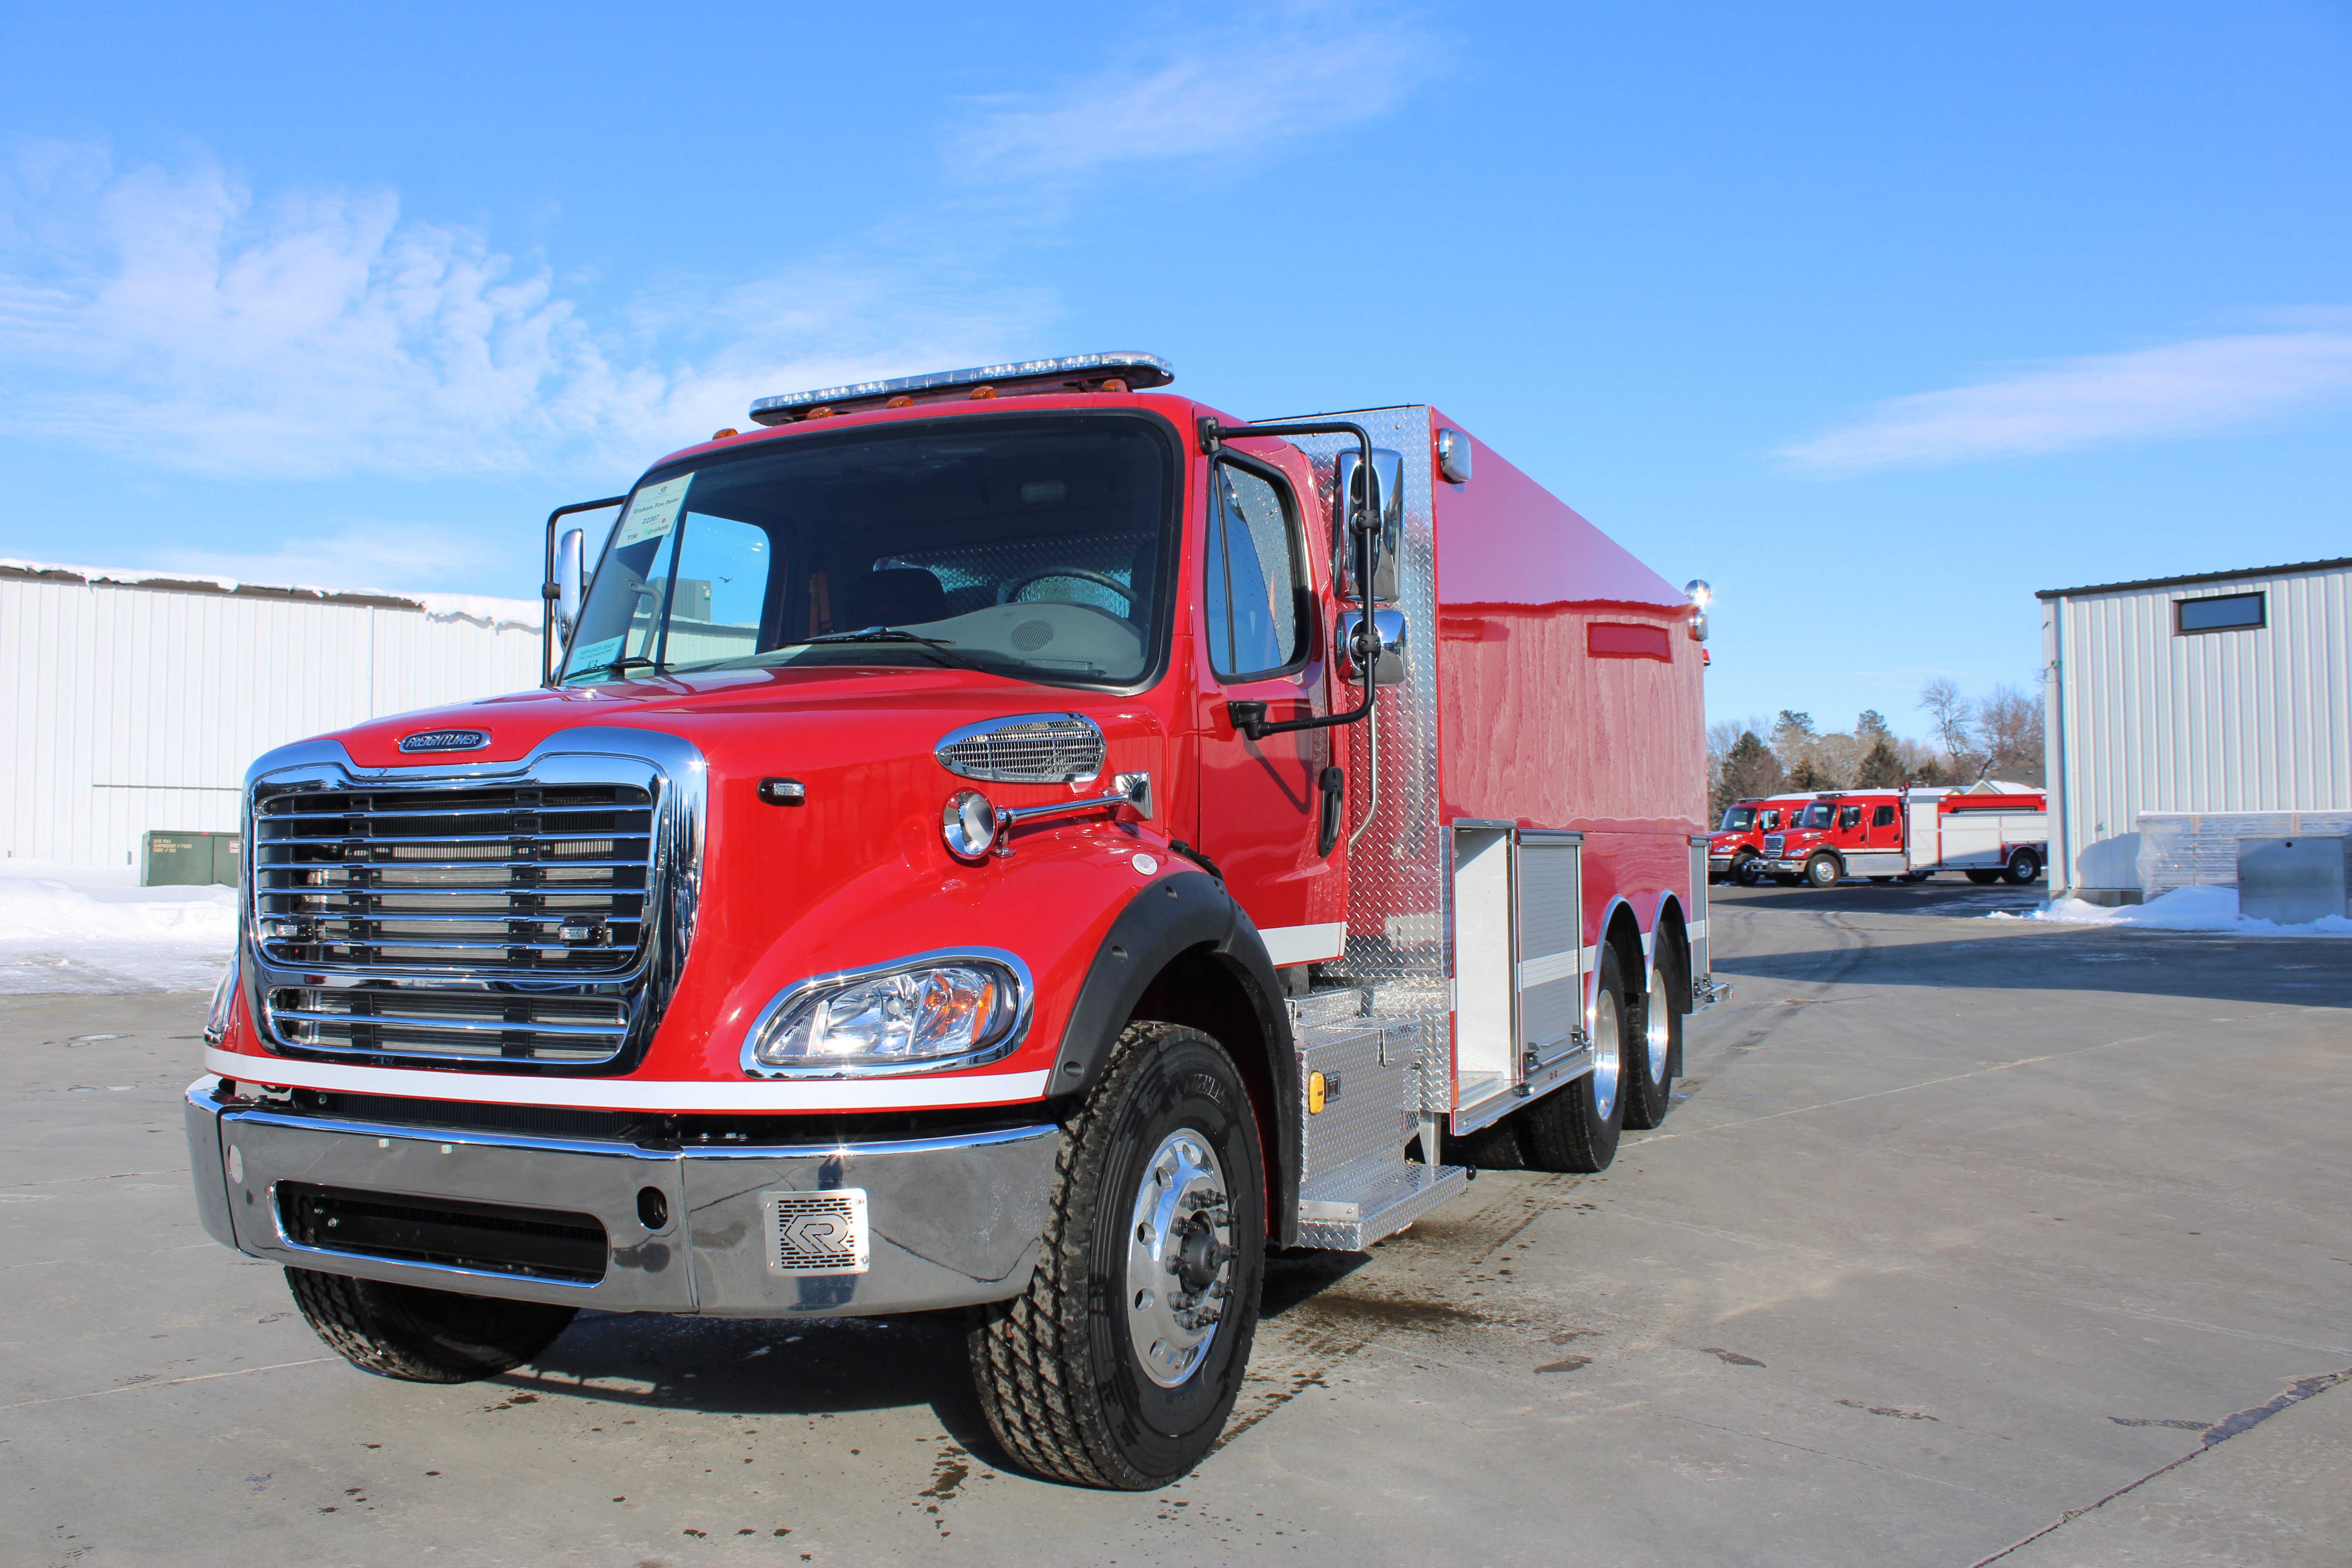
(1427, 412, 1705, 943)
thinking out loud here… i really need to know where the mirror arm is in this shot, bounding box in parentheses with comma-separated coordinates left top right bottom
(540, 494, 627, 687)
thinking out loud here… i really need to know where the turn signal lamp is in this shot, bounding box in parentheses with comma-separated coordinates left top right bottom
(745, 960, 1021, 1072)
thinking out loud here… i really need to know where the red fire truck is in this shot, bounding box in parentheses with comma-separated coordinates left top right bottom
(1708, 792, 1815, 884)
(1757, 785, 2047, 887)
(185, 352, 1717, 1490)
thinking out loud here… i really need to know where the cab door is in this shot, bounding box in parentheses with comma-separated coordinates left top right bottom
(1191, 448, 1344, 968)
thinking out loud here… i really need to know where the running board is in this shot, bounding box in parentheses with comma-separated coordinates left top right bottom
(1296, 1159, 1472, 1251)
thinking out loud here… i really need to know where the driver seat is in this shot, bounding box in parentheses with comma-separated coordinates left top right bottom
(839, 566, 946, 629)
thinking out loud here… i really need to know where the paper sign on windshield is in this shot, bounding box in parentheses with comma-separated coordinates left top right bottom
(568, 634, 626, 673)
(614, 474, 692, 549)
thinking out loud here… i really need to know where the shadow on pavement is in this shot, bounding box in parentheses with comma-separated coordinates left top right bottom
(1714, 927, 2352, 1008)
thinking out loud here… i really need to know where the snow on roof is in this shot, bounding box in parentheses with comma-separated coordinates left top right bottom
(0, 558, 543, 633)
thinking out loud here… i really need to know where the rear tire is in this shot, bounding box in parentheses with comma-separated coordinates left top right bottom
(969, 1022, 1265, 1490)
(1621, 957, 1679, 1130)
(1804, 854, 1841, 888)
(284, 1267, 575, 1383)
(2003, 847, 2042, 884)
(1965, 869, 2002, 885)
(1520, 945, 1628, 1172)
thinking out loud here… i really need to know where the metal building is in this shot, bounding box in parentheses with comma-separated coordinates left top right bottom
(0, 561, 541, 870)
(2038, 557, 2352, 904)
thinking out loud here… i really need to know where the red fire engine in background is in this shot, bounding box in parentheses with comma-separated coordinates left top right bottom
(185, 353, 1719, 1490)
(1707, 792, 1815, 884)
(1756, 784, 2048, 887)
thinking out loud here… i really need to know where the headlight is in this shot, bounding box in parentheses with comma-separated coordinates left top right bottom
(205, 953, 239, 1045)
(744, 953, 1026, 1075)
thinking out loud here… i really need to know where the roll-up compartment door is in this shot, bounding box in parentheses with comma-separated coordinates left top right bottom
(1515, 832, 1584, 1068)
(1687, 836, 1709, 998)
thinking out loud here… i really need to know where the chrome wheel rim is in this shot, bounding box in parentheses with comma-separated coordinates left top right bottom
(1645, 967, 1671, 1082)
(1591, 987, 1622, 1120)
(1124, 1129, 1234, 1388)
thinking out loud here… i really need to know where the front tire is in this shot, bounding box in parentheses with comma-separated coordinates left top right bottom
(969, 1022, 1266, 1490)
(1520, 945, 1629, 1172)
(1804, 854, 1841, 888)
(284, 1268, 575, 1383)
(1621, 956, 1679, 1130)
(1730, 851, 1759, 886)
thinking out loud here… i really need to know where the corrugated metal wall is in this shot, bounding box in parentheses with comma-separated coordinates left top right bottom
(2043, 562, 2352, 893)
(0, 576, 540, 868)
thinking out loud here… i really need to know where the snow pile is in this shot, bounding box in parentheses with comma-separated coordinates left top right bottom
(1992, 884, 2352, 936)
(417, 592, 544, 633)
(2, 559, 541, 633)
(0, 860, 236, 994)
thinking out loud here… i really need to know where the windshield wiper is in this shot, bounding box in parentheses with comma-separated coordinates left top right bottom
(781, 626, 992, 674)
(568, 653, 662, 680)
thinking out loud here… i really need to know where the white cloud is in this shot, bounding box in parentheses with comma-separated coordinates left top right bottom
(0, 143, 1041, 480)
(1777, 327, 2352, 474)
(948, 4, 1435, 185)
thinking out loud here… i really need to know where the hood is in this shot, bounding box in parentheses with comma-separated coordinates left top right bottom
(330, 665, 1157, 776)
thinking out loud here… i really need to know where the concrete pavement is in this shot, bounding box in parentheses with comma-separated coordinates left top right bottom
(4, 879, 2347, 1566)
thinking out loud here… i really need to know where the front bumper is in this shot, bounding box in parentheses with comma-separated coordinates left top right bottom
(184, 1078, 1058, 1318)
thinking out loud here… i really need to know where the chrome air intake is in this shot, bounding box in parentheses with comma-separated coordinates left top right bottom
(934, 713, 1105, 786)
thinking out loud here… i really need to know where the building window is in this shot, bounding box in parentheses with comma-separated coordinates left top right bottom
(2176, 592, 2264, 634)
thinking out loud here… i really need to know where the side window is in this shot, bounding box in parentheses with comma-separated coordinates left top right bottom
(1872, 804, 1896, 828)
(1203, 461, 1307, 679)
(1838, 805, 1861, 830)
(1762, 811, 1780, 831)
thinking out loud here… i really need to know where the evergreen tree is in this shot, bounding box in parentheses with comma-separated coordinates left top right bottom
(1713, 730, 1783, 818)
(1788, 757, 1823, 791)
(1856, 739, 1906, 787)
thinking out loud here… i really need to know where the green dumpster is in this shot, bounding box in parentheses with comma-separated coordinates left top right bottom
(143, 831, 241, 887)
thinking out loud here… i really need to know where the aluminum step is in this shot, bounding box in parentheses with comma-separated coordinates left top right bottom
(1285, 986, 1369, 1031)
(1294, 1158, 1472, 1251)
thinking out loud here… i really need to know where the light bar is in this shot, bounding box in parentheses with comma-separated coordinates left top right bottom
(748, 352, 1173, 426)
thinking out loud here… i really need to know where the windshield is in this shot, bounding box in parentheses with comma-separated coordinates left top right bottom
(1719, 807, 1755, 831)
(561, 414, 1176, 688)
(1797, 803, 1836, 829)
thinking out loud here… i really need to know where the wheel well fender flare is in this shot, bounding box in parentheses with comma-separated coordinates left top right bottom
(1649, 891, 1691, 1012)
(1052, 871, 1301, 1245)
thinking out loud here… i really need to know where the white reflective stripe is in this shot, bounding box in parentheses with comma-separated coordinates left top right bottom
(1258, 921, 1346, 967)
(1641, 928, 1655, 956)
(1689, 918, 1707, 939)
(1517, 949, 1577, 988)
(202, 1047, 1050, 1112)
(1583, 944, 1600, 971)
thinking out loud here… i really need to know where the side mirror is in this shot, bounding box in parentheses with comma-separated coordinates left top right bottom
(555, 528, 586, 644)
(1337, 607, 1408, 687)
(1334, 447, 1404, 603)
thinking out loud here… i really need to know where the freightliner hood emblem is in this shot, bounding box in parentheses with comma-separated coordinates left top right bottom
(398, 728, 491, 753)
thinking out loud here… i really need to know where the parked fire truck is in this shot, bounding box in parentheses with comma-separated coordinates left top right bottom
(1756, 784, 2047, 887)
(185, 352, 1717, 1490)
(1707, 793, 1814, 884)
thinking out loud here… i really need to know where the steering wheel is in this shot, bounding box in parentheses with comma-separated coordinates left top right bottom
(994, 568, 1136, 610)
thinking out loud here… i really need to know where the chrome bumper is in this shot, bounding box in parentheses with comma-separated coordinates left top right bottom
(184, 1078, 1058, 1318)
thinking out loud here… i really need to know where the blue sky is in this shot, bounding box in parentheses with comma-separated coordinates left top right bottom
(2, 1, 2345, 742)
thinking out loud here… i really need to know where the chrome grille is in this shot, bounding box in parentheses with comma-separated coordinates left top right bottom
(253, 784, 651, 974)
(265, 987, 630, 1062)
(241, 736, 702, 1072)
(1763, 833, 1786, 858)
(935, 712, 1105, 784)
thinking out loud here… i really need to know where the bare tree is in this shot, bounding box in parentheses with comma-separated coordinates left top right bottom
(1976, 683, 2045, 776)
(1919, 678, 1976, 773)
